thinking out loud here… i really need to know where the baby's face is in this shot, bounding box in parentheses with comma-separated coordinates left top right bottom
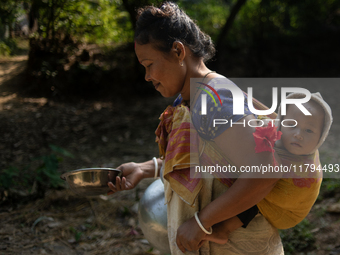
(280, 101, 324, 155)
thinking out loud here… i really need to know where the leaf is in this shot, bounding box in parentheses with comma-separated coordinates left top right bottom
(0, 167, 20, 189)
(49, 144, 74, 158)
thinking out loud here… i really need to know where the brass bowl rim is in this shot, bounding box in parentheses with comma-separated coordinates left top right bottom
(60, 168, 121, 180)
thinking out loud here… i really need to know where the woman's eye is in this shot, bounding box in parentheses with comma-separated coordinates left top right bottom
(306, 129, 313, 133)
(147, 63, 152, 68)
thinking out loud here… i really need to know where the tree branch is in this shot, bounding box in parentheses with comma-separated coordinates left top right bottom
(216, 0, 247, 55)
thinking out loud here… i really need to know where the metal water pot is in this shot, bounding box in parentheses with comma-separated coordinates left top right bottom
(138, 179, 170, 254)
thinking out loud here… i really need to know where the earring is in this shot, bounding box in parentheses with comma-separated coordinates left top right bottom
(180, 62, 184, 67)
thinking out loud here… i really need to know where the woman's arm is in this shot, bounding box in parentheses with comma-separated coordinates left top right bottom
(176, 115, 280, 252)
(199, 115, 280, 228)
(108, 158, 162, 194)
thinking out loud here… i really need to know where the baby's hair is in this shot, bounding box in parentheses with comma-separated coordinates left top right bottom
(135, 2, 215, 62)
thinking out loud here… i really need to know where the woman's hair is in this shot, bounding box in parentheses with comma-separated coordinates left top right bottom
(135, 2, 215, 62)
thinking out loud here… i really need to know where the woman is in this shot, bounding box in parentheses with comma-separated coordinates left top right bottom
(108, 2, 284, 254)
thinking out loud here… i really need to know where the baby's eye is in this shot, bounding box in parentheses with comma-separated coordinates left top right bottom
(306, 129, 313, 133)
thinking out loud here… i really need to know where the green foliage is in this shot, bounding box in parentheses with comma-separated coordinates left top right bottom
(34, 0, 133, 44)
(318, 155, 340, 198)
(0, 38, 19, 56)
(49, 144, 74, 158)
(314, 206, 326, 218)
(27, 0, 136, 97)
(0, 41, 11, 56)
(35, 155, 62, 189)
(0, 0, 25, 26)
(0, 167, 20, 190)
(0, 144, 74, 201)
(321, 178, 340, 193)
(34, 144, 74, 190)
(208, 0, 340, 76)
(226, 0, 340, 46)
(120, 206, 132, 217)
(280, 219, 315, 254)
(25, 0, 340, 94)
(70, 226, 83, 242)
(177, 0, 229, 42)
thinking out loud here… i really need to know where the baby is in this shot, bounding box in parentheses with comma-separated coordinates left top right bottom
(204, 92, 333, 244)
(275, 92, 331, 157)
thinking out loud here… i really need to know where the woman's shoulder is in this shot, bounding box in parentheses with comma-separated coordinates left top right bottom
(197, 75, 246, 104)
(200, 74, 238, 90)
(191, 75, 246, 114)
(191, 76, 252, 140)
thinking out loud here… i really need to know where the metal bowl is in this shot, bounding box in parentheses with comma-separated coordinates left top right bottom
(60, 168, 121, 196)
(138, 179, 170, 254)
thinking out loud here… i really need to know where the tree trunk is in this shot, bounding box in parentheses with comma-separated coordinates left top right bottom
(213, 0, 247, 71)
(9, 23, 13, 39)
(122, 0, 137, 30)
(28, 2, 39, 35)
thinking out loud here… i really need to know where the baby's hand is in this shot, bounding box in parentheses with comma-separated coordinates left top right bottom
(203, 221, 231, 244)
(203, 216, 243, 244)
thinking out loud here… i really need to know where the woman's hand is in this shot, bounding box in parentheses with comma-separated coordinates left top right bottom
(107, 162, 144, 195)
(176, 216, 207, 252)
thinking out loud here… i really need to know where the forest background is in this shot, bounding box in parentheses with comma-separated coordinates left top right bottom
(1, 0, 340, 254)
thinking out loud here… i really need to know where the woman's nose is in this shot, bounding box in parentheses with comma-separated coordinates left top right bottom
(145, 71, 151, 82)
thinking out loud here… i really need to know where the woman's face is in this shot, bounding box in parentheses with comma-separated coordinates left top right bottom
(135, 42, 186, 98)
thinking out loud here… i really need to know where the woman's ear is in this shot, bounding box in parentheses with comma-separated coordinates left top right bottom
(172, 41, 186, 62)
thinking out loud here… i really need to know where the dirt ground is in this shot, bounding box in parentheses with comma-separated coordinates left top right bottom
(1, 55, 340, 255)
(0, 54, 171, 255)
